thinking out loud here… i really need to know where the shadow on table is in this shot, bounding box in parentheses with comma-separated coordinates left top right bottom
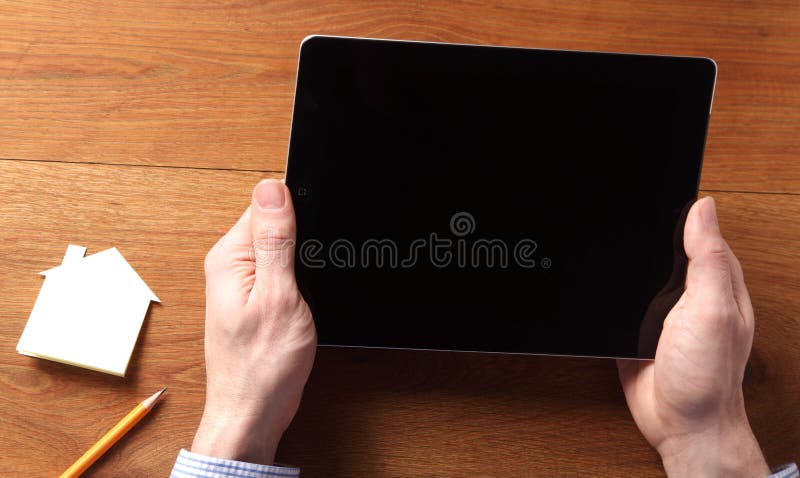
(279, 346, 627, 476)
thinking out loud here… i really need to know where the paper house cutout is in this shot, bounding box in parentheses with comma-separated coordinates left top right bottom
(17, 245, 159, 377)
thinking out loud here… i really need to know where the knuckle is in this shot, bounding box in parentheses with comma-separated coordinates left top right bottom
(253, 232, 294, 252)
(719, 300, 740, 322)
(730, 253, 746, 282)
(704, 236, 731, 261)
(204, 244, 222, 274)
(253, 235, 295, 268)
(729, 250, 743, 269)
(695, 299, 739, 326)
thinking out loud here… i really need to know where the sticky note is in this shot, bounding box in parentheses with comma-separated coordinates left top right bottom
(17, 245, 159, 377)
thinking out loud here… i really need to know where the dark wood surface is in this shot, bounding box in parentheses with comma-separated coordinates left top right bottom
(1, 2, 798, 476)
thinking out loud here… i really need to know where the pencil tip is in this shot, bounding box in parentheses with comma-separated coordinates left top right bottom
(155, 386, 167, 401)
(143, 386, 168, 409)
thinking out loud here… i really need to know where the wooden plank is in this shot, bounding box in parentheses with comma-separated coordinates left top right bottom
(1, 0, 799, 192)
(0, 159, 797, 476)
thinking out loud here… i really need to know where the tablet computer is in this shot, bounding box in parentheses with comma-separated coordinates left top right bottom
(285, 35, 716, 359)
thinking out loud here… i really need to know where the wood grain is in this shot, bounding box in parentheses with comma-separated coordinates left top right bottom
(1, 0, 799, 192)
(0, 160, 797, 477)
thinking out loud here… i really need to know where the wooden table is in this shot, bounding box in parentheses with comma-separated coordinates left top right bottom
(1, 1, 798, 476)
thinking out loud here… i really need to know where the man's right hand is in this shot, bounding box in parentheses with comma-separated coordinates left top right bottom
(617, 197, 770, 477)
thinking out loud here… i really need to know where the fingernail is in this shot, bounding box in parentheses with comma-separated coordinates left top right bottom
(700, 197, 718, 227)
(255, 179, 286, 210)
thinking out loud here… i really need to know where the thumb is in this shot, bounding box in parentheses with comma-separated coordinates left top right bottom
(250, 179, 298, 293)
(683, 196, 736, 311)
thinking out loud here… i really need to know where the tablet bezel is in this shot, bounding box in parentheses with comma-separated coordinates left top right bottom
(285, 35, 716, 360)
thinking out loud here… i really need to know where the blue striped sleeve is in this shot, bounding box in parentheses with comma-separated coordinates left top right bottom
(170, 449, 300, 478)
(768, 463, 799, 478)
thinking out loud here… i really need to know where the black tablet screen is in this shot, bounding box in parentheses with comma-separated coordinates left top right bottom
(285, 36, 715, 358)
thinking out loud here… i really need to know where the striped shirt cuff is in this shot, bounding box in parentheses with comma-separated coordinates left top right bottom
(769, 463, 799, 478)
(170, 449, 300, 478)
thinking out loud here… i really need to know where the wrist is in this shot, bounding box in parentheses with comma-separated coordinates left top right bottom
(191, 406, 283, 465)
(658, 407, 770, 478)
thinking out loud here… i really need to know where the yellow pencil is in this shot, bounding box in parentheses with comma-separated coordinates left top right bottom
(60, 387, 167, 478)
